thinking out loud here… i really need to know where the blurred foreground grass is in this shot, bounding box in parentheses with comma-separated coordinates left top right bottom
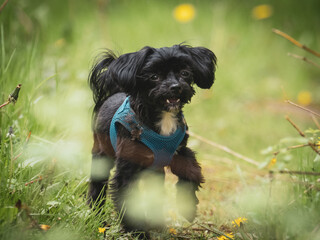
(1, 0, 320, 239)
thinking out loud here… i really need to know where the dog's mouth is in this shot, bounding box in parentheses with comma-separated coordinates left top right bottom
(165, 98, 181, 110)
(166, 98, 180, 104)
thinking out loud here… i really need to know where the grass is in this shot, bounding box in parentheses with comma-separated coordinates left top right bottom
(1, 0, 320, 239)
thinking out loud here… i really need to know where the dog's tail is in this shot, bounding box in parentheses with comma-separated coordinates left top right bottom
(89, 50, 121, 114)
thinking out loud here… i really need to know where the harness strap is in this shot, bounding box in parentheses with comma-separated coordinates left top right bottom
(110, 97, 186, 167)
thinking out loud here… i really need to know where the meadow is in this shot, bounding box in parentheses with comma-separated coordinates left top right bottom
(1, 0, 320, 239)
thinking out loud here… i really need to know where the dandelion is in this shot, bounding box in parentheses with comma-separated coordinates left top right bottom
(98, 227, 106, 233)
(40, 224, 51, 231)
(173, 4, 196, 23)
(232, 217, 248, 227)
(0, 84, 22, 109)
(268, 157, 277, 168)
(217, 232, 234, 240)
(297, 91, 312, 106)
(252, 4, 273, 20)
(169, 228, 177, 235)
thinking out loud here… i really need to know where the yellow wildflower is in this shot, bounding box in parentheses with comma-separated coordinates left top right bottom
(173, 4, 196, 23)
(297, 91, 312, 106)
(98, 227, 106, 233)
(232, 217, 248, 227)
(217, 232, 234, 240)
(252, 5, 273, 20)
(268, 157, 277, 168)
(317, 138, 320, 150)
(169, 228, 177, 235)
(40, 224, 51, 231)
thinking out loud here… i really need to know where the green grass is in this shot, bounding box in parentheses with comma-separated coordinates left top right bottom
(1, 0, 320, 239)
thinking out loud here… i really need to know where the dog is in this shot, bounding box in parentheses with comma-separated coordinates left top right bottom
(87, 44, 217, 234)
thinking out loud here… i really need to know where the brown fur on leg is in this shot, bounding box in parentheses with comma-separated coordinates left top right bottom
(88, 133, 115, 209)
(94, 133, 116, 157)
(170, 149, 204, 186)
(117, 138, 154, 167)
(170, 147, 204, 222)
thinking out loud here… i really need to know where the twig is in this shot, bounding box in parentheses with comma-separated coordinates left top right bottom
(272, 28, 320, 58)
(288, 53, 320, 69)
(189, 131, 259, 167)
(0, 101, 10, 108)
(308, 142, 320, 155)
(285, 115, 320, 155)
(273, 143, 319, 163)
(0, 0, 9, 13)
(272, 143, 310, 156)
(285, 115, 305, 137)
(286, 100, 320, 118)
(270, 170, 320, 176)
(183, 221, 198, 230)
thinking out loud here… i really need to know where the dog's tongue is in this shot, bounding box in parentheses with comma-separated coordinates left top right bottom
(166, 98, 180, 104)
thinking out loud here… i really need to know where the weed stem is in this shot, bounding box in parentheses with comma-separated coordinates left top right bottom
(272, 28, 320, 58)
(288, 53, 320, 69)
(189, 131, 259, 166)
(285, 115, 305, 137)
(286, 100, 320, 118)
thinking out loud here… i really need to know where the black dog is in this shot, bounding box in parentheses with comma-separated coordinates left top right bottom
(88, 44, 217, 233)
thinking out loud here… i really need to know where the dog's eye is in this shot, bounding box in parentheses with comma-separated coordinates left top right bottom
(180, 70, 191, 78)
(150, 74, 159, 81)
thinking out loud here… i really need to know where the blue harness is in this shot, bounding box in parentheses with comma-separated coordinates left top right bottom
(110, 97, 186, 167)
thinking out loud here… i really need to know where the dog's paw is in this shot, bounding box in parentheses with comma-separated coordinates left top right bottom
(177, 198, 198, 222)
(176, 181, 199, 222)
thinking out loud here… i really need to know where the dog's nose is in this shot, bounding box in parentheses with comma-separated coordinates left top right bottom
(170, 84, 182, 93)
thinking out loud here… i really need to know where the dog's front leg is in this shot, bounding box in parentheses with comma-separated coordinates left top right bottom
(170, 147, 204, 222)
(110, 157, 145, 232)
(110, 137, 154, 233)
(87, 133, 115, 210)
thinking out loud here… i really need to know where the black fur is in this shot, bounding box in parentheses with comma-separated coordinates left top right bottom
(88, 44, 217, 235)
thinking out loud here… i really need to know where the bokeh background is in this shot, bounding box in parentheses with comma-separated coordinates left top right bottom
(1, 0, 320, 239)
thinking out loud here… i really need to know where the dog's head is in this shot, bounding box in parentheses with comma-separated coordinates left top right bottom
(106, 44, 217, 112)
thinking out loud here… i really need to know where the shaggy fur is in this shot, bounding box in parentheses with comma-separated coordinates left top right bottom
(87, 44, 217, 234)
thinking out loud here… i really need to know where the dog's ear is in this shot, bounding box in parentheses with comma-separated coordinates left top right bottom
(181, 46, 217, 89)
(108, 47, 154, 93)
